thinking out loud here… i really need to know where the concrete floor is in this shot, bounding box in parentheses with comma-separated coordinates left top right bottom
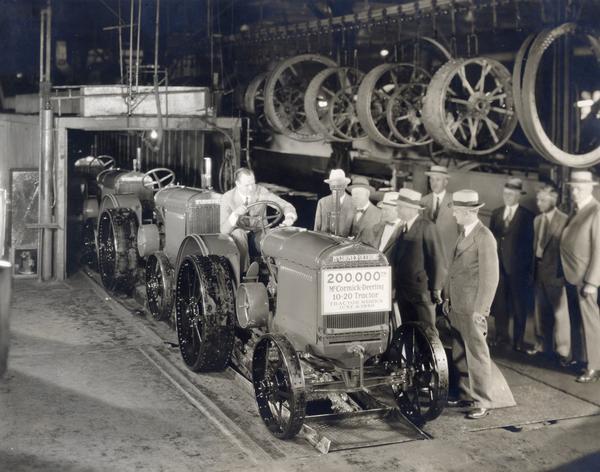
(1, 274, 599, 472)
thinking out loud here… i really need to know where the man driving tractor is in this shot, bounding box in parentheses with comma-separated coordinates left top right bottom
(220, 168, 297, 271)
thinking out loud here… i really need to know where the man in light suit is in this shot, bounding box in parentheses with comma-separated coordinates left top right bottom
(220, 168, 297, 271)
(314, 169, 355, 237)
(359, 191, 402, 260)
(560, 170, 600, 383)
(444, 190, 515, 419)
(528, 184, 571, 365)
(349, 176, 380, 240)
(391, 188, 446, 328)
(489, 177, 534, 351)
(421, 165, 459, 262)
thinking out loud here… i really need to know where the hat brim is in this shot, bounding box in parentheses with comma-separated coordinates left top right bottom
(566, 180, 598, 186)
(424, 171, 450, 178)
(324, 177, 351, 185)
(396, 200, 425, 210)
(377, 200, 397, 208)
(348, 184, 376, 193)
(453, 202, 485, 209)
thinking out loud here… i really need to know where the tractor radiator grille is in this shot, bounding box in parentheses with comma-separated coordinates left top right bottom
(186, 203, 220, 234)
(324, 312, 387, 330)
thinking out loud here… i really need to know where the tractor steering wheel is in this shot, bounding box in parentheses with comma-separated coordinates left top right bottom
(88, 155, 115, 171)
(236, 200, 284, 231)
(142, 168, 176, 191)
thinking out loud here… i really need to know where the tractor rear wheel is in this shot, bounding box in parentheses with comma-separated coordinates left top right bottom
(387, 322, 448, 425)
(97, 208, 139, 294)
(145, 252, 174, 322)
(175, 255, 236, 372)
(81, 218, 98, 270)
(252, 334, 306, 439)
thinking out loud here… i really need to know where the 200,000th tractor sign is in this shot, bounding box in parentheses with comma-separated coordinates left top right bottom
(321, 267, 392, 315)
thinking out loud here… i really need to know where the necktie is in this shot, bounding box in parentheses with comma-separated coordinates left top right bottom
(453, 229, 466, 258)
(355, 208, 365, 223)
(503, 207, 512, 228)
(244, 196, 249, 206)
(536, 214, 549, 258)
(433, 196, 440, 222)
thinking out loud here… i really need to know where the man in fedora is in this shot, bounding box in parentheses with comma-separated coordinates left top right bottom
(349, 176, 381, 240)
(314, 169, 355, 237)
(360, 191, 402, 260)
(421, 165, 459, 261)
(489, 177, 534, 351)
(391, 188, 446, 328)
(445, 190, 515, 419)
(560, 170, 600, 383)
(528, 184, 571, 366)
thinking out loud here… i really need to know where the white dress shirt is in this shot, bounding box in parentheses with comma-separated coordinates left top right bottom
(576, 194, 594, 211)
(405, 213, 420, 232)
(379, 219, 402, 251)
(503, 204, 519, 223)
(463, 218, 480, 238)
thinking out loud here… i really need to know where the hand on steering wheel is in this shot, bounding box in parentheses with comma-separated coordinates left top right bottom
(142, 168, 176, 191)
(236, 200, 284, 231)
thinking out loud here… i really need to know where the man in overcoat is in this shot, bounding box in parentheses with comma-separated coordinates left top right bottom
(314, 169, 355, 236)
(444, 190, 515, 419)
(560, 170, 600, 383)
(349, 176, 381, 240)
(359, 191, 402, 260)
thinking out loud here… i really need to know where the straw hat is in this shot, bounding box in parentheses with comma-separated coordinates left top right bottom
(324, 168, 351, 185)
(347, 175, 376, 193)
(395, 188, 425, 210)
(567, 170, 598, 186)
(452, 189, 485, 209)
(504, 177, 526, 194)
(377, 191, 400, 208)
(424, 165, 450, 178)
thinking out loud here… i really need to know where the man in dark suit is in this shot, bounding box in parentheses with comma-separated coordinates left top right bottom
(421, 165, 459, 262)
(359, 191, 402, 260)
(560, 170, 600, 383)
(314, 169, 355, 237)
(489, 177, 534, 351)
(528, 184, 571, 364)
(391, 188, 446, 328)
(445, 190, 515, 419)
(349, 176, 381, 240)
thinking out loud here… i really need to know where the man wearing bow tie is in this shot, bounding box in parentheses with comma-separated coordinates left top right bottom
(489, 178, 534, 351)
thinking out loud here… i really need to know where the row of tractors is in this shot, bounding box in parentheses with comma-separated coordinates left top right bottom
(73, 155, 449, 439)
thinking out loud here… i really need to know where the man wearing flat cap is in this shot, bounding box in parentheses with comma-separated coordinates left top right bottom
(445, 190, 515, 419)
(314, 169, 355, 237)
(489, 177, 534, 351)
(349, 176, 381, 240)
(421, 165, 459, 261)
(560, 170, 600, 383)
(360, 191, 403, 260)
(391, 188, 447, 328)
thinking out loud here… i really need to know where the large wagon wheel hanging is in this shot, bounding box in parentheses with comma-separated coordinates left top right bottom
(264, 54, 337, 141)
(304, 66, 367, 142)
(242, 72, 272, 131)
(357, 63, 431, 148)
(422, 57, 518, 155)
(520, 23, 600, 168)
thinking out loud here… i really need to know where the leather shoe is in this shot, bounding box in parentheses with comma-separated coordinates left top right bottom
(466, 407, 490, 419)
(558, 356, 577, 368)
(575, 369, 600, 383)
(447, 399, 474, 408)
(526, 347, 543, 356)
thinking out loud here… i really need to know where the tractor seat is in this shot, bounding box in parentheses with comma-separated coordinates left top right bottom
(242, 261, 260, 282)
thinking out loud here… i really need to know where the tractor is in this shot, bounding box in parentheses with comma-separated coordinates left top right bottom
(169, 199, 449, 439)
(95, 164, 178, 294)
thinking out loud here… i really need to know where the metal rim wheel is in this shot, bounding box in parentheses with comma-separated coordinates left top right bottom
(386, 84, 432, 145)
(356, 63, 430, 148)
(422, 57, 518, 155)
(304, 66, 366, 142)
(146, 252, 174, 322)
(243, 72, 272, 130)
(264, 54, 337, 141)
(175, 254, 236, 372)
(387, 322, 448, 424)
(97, 208, 139, 294)
(521, 23, 600, 167)
(81, 218, 98, 270)
(252, 333, 306, 439)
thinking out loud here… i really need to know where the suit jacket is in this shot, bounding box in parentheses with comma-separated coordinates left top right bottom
(314, 194, 355, 237)
(350, 203, 381, 240)
(533, 209, 567, 286)
(445, 221, 499, 315)
(421, 191, 459, 262)
(360, 220, 404, 261)
(220, 185, 297, 234)
(391, 216, 447, 301)
(489, 205, 534, 276)
(560, 198, 600, 287)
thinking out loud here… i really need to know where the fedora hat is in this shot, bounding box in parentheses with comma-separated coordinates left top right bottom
(396, 188, 425, 210)
(324, 168, 351, 185)
(348, 175, 376, 193)
(453, 189, 485, 209)
(424, 165, 450, 177)
(377, 191, 400, 208)
(567, 170, 598, 186)
(504, 177, 526, 194)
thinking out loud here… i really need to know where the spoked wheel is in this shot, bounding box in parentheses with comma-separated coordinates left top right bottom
(243, 72, 272, 131)
(387, 322, 448, 425)
(145, 252, 174, 321)
(81, 218, 98, 270)
(97, 208, 139, 294)
(175, 255, 236, 372)
(252, 334, 306, 439)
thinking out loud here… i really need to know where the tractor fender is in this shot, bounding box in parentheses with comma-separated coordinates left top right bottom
(99, 194, 143, 224)
(175, 234, 240, 284)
